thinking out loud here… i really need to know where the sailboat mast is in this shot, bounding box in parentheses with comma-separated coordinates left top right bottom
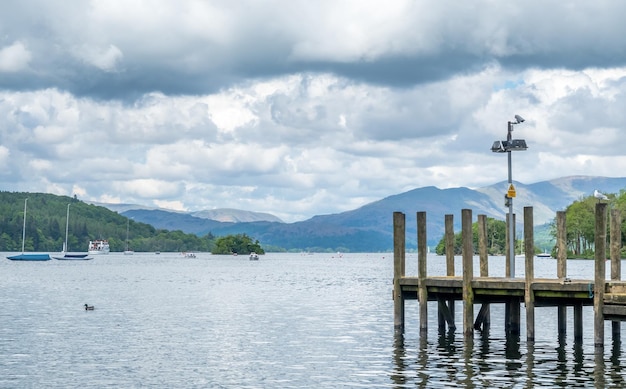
(64, 203, 70, 252)
(21, 198, 27, 254)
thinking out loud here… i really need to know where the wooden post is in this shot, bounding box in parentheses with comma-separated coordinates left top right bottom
(462, 209, 474, 337)
(556, 211, 567, 336)
(474, 214, 490, 331)
(594, 202, 607, 348)
(478, 215, 489, 277)
(417, 212, 428, 335)
(444, 214, 456, 330)
(445, 214, 455, 276)
(393, 212, 406, 330)
(610, 208, 621, 341)
(574, 303, 583, 342)
(524, 207, 535, 342)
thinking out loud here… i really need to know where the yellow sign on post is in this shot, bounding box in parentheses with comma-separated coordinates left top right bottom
(507, 184, 516, 198)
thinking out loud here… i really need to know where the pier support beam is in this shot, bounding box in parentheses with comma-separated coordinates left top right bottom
(462, 209, 474, 337)
(556, 211, 567, 336)
(393, 212, 406, 330)
(610, 209, 622, 342)
(417, 212, 428, 335)
(524, 207, 535, 342)
(574, 303, 583, 342)
(474, 214, 490, 331)
(443, 214, 456, 331)
(594, 202, 607, 349)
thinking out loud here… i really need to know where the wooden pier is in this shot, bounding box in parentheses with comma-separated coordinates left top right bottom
(393, 204, 626, 348)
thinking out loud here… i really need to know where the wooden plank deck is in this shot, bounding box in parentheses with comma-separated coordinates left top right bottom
(400, 277, 626, 308)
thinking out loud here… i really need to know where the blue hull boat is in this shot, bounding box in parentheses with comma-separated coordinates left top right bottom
(6, 199, 51, 261)
(8, 253, 51, 261)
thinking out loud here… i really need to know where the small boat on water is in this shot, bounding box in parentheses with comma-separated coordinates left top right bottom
(55, 203, 91, 260)
(536, 252, 552, 258)
(7, 198, 51, 261)
(88, 240, 110, 255)
(182, 252, 196, 258)
(249, 252, 259, 261)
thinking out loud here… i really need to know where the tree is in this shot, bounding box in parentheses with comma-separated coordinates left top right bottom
(212, 234, 265, 255)
(564, 198, 595, 256)
(435, 217, 508, 255)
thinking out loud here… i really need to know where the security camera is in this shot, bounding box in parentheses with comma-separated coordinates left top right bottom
(514, 115, 525, 123)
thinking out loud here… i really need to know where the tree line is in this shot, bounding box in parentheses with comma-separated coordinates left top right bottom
(0, 192, 263, 254)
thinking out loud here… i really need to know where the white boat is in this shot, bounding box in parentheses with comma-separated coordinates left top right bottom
(88, 239, 110, 255)
(55, 203, 91, 260)
(7, 198, 51, 261)
(182, 252, 196, 258)
(249, 252, 259, 260)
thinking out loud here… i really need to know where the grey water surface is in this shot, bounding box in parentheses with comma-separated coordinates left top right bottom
(0, 252, 624, 388)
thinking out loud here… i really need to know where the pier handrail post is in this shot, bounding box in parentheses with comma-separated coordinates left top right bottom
(610, 209, 621, 281)
(610, 208, 621, 341)
(462, 209, 474, 337)
(524, 206, 535, 342)
(478, 215, 488, 277)
(556, 211, 567, 279)
(417, 211, 428, 334)
(594, 202, 607, 349)
(556, 211, 567, 336)
(393, 212, 406, 331)
(445, 214, 455, 276)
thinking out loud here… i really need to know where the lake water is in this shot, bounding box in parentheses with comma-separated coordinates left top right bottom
(0, 252, 624, 388)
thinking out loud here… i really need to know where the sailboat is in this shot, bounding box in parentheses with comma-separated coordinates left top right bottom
(54, 203, 92, 260)
(123, 218, 134, 255)
(7, 198, 51, 261)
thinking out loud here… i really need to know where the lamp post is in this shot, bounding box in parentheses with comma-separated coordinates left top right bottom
(491, 115, 527, 277)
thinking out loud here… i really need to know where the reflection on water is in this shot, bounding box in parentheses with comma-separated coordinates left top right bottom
(0, 252, 624, 387)
(391, 329, 626, 388)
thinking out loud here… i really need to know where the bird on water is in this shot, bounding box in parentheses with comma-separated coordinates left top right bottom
(84, 304, 94, 310)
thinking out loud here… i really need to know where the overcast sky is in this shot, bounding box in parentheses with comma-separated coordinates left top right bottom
(1, 1, 626, 222)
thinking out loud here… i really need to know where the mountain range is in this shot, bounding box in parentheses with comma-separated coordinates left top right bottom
(94, 176, 626, 252)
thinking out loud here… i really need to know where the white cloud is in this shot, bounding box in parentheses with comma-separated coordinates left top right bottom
(1, 2, 626, 222)
(0, 41, 31, 72)
(75, 44, 124, 72)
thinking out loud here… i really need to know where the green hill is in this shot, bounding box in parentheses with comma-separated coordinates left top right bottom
(0, 192, 215, 253)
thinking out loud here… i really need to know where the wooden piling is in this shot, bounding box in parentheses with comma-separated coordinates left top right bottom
(445, 214, 455, 276)
(442, 214, 456, 331)
(594, 202, 607, 348)
(478, 215, 488, 277)
(393, 212, 406, 330)
(574, 303, 583, 342)
(524, 207, 535, 342)
(611, 209, 622, 341)
(556, 211, 567, 335)
(474, 214, 490, 331)
(462, 209, 474, 337)
(417, 212, 428, 334)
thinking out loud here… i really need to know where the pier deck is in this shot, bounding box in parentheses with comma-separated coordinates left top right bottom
(392, 205, 626, 347)
(399, 276, 626, 317)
